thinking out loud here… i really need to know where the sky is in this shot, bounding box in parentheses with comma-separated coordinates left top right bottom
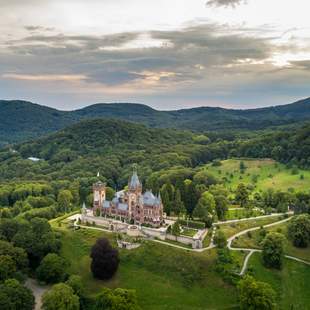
(1, 0, 310, 110)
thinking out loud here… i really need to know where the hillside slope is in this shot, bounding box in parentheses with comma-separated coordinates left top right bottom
(0, 97, 310, 145)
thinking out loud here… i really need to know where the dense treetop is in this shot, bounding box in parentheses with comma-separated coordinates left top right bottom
(1, 97, 310, 145)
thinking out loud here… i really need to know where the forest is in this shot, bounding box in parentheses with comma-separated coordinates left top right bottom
(0, 113, 309, 309)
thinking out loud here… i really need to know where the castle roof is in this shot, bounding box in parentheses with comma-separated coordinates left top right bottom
(118, 203, 128, 211)
(129, 171, 141, 190)
(103, 201, 111, 208)
(143, 190, 161, 206)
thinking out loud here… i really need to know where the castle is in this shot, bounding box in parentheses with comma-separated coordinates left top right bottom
(93, 169, 163, 227)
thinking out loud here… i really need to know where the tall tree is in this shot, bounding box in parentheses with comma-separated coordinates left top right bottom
(95, 287, 140, 310)
(0, 255, 16, 281)
(173, 189, 185, 216)
(0, 279, 35, 310)
(288, 214, 310, 248)
(57, 190, 73, 213)
(36, 253, 68, 284)
(238, 275, 276, 310)
(262, 232, 285, 269)
(90, 238, 119, 280)
(235, 183, 249, 208)
(42, 283, 79, 310)
(183, 180, 198, 215)
(193, 191, 215, 221)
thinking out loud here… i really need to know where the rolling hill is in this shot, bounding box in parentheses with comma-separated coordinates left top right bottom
(0, 97, 310, 146)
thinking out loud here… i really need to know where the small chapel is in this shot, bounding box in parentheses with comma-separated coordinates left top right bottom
(93, 168, 163, 227)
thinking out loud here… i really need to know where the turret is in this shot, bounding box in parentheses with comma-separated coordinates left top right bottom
(93, 181, 106, 212)
(128, 164, 142, 194)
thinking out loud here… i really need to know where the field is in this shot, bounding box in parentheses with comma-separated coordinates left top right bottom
(226, 208, 263, 220)
(204, 159, 310, 192)
(59, 227, 240, 310)
(54, 214, 310, 309)
(248, 252, 310, 309)
(232, 220, 310, 261)
(217, 215, 284, 238)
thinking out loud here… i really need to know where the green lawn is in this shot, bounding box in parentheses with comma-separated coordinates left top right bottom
(55, 215, 310, 309)
(232, 220, 310, 261)
(181, 227, 197, 237)
(204, 158, 310, 192)
(248, 252, 310, 309)
(59, 227, 239, 309)
(218, 215, 284, 238)
(226, 208, 263, 220)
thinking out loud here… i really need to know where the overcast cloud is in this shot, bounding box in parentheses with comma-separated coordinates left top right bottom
(0, 0, 310, 110)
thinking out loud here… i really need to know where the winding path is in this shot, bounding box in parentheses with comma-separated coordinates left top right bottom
(227, 216, 310, 275)
(68, 213, 310, 274)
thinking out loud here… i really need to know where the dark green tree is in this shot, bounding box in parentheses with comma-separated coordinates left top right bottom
(262, 232, 285, 269)
(288, 214, 310, 248)
(214, 230, 227, 248)
(0, 255, 16, 281)
(235, 183, 249, 208)
(57, 190, 73, 213)
(171, 221, 181, 237)
(94, 287, 141, 310)
(42, 283, 79, 310)
(0, 279, 35, 310)
(36, 253, 68, 284)
(238, 275, 276, 309)
(66, 275, 84, 297)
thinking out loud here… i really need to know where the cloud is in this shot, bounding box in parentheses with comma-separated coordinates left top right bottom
(2, 73, 87, 82)
(206, 0, 247, 8)
(24, 25, 55, 32)
(1, 22, 310, 109)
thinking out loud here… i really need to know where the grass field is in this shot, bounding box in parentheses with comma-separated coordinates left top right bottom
(54, 214, 310, 309)
(248, 252, 310, 309)
(59, 227, 240, 309)
(232, 220, 310, 261)
(226, 208, 263, 220)
(204, 159, 310, 192)
(217, 215, 284, 238)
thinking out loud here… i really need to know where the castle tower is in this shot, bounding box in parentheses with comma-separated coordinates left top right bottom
(93, 181, 106, 213)
(128, 164, 142, 222)
(128, 164, 142, 194)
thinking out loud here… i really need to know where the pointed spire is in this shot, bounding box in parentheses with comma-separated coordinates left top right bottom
(129, 164, 141, 190)
(132, 163, 137, 174)
(97, 171, 100, 177)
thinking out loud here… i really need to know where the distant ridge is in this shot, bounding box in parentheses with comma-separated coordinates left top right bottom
(0, 97, 309, 145)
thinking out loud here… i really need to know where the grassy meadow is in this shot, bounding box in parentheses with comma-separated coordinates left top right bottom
(204, 159, 310, 192)
(248, 253, 310, 310)
(217, 215, 285, 238)
(232, 220, 310, 262)
(59, 227, 240, 310)
(53, 213, 310, 309)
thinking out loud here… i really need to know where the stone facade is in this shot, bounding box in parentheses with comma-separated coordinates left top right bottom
(93, 170, 163, 227)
